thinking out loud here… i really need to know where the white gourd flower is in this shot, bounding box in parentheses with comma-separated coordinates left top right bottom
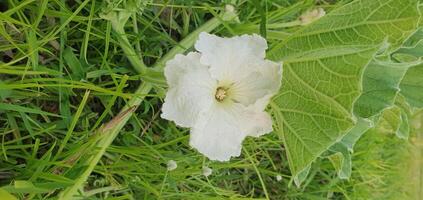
(161, 32, 282, 161)
(167, 160, 177, 171)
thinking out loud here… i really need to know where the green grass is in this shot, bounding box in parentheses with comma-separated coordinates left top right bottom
(0, 0, 420, 199)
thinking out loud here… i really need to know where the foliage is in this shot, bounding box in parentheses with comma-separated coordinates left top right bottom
(0, 0, 421, 199)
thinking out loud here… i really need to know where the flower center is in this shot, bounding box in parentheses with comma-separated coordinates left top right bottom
(215, 87, 227, 102)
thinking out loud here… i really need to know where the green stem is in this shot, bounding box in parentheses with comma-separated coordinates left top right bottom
(114, 26, 147, 74)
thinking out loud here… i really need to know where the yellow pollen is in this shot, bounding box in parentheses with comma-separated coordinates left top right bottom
(215, 87, 227, 102)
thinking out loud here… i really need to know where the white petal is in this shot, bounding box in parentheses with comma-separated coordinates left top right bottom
(161, 52, 216, 127)
(231, 60, 282, 106)
(195, 32, 268, 81)
(238, 105, 273, 137)
(189, 102, 273, 161)
(190, 103, 243, 161)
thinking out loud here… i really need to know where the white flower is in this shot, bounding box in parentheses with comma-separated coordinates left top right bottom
(161, 32, 282, 161)
(299, 8, 325, 25)
(202, 166, 213, 177)
(167, 160, 177, 171)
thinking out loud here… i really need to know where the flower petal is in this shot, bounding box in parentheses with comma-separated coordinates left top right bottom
(238, 105, 273, 137)
(161, 52, 216, 127)
(231, 60, 282, 106)
(189, 103, 244, 161)
(194, 32, 268, 81)
(190, 102, 273, 161)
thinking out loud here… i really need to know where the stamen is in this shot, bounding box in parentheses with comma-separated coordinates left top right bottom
(215, 87, 227, 102)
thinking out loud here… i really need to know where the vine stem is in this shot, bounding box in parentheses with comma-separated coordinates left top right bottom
(113, 25, 148, 75)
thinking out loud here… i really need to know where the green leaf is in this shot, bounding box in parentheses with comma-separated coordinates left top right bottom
(393, 95, 412, 139)
(0, 103, 61, 117)
(397, 110, 410, 139)
(0, 188, 18, 200)
(293, 165, 311, 187)
(326, 118, 373, 179)
(354, 59, 421, 118)
(399, 64, 423, 108)
(0, 80, 12, 100)
(374, 101, 410, 140)
(328, 148, 351, 180)
(63, 47, 85, 81)
(1, 180, 69, 194)
(393, 28, 423, 61)
(395, 29, 423, 108)
(376, 106, 402, 135)
(336, 118, 374, 152)
(268, 0, 420, 178)
(7, 180, 50, 193)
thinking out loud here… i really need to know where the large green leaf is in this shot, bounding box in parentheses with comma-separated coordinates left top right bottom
(326, 118, 373, 180)
(354, 60, 421, 118)
(334, 118, 374, 152)
(395, 27, 423, 108)
(268, 0, 420, 177)
(375, 95, 412, 138)
(330, 25, 423, 180)
(393, 28, 423, 61)
(400, 64, 423, 108)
